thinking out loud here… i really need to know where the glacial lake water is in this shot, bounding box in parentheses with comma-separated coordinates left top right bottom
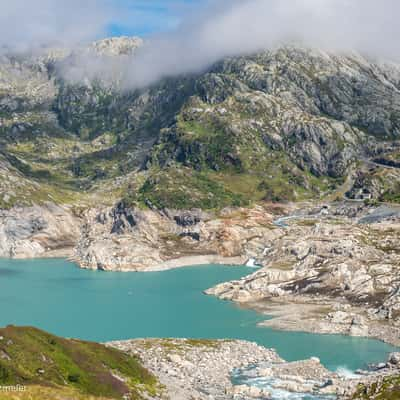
(0, 258, 397, 372)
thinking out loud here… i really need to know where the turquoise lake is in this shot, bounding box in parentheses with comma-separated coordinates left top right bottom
(0, 258, 396, 372)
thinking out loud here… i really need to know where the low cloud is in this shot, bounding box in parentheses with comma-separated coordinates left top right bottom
(2, 0, 400, 89)
(0, 0, 113, 52)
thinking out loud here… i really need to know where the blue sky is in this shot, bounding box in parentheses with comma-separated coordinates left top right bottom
(107, 0, 205, 37)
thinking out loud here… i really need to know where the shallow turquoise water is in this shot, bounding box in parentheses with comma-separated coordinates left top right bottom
(0, 258, 396, 371)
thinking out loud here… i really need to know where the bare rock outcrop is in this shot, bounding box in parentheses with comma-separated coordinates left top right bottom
(108, 338, 339, 400)
(206, 204, 400, 345)
(0, 203, 80, 258)
(74, 204, 279, 271)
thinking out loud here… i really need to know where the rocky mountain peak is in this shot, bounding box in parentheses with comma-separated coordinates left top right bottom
(89, 36, 143, 57)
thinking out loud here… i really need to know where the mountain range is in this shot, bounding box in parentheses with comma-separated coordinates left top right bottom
(1, 37, 400, 211)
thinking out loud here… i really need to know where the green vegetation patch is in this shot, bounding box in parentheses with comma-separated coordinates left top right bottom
(130, 165, 246, 210)
(0, 384, 114, 400)
(137, 338, 228, 353)
(0, 326, 160, 399)
(352, 375, 400, 400)
(129, 156, 333, 210)
(143, 96, 337, 210)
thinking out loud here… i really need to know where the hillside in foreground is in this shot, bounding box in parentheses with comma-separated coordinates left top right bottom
(0, 326, 161, 400)
(0, 326, 399, 400)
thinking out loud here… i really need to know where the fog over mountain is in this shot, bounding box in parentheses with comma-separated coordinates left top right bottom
(2, 0, 400, 88)
(0, 0, 111, 51)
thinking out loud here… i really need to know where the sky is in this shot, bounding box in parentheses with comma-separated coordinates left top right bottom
(1, 0, 399, 90)
(0, 0, 205, 51)
(107, 0, 204, 37)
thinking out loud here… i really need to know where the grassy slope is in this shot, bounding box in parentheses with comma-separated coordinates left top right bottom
(0, 326, 161, 400)
(0, 385, 117, 400)
(0, 130, 133, 209)
(352, 375, 400, 400)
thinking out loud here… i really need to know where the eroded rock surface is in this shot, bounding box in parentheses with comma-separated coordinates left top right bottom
(0, 203, 80, 258)
(108, 338, 338, 400)
(206, 203, 400, 346)
(74, 204, 279, 271)
(109, 339, 400, 400)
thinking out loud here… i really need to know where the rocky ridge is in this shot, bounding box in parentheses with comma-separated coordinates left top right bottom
(3, 39, 400, 210)
(0, 326, 398, 400)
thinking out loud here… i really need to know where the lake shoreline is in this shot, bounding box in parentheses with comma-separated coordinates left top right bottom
(242, 298, 400, 348)
(133, 254, 246, 272)
(73, 254, 247, 272)
(0, 259, 395, 373)
(6, 252, 248, 272)
(9, 253, 400, 349)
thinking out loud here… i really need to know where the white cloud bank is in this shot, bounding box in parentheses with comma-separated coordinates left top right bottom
(110, 0, 400, 89)
(1, 0, 400, 88)
(0, 0, 112, 51)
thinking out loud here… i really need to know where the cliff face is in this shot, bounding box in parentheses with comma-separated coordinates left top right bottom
(73, 203, 278, 271)
(1, 39, 400, 210)
(0, 203, 80, 258)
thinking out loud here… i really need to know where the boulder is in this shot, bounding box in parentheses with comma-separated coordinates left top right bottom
(388, 352, 400, 366)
